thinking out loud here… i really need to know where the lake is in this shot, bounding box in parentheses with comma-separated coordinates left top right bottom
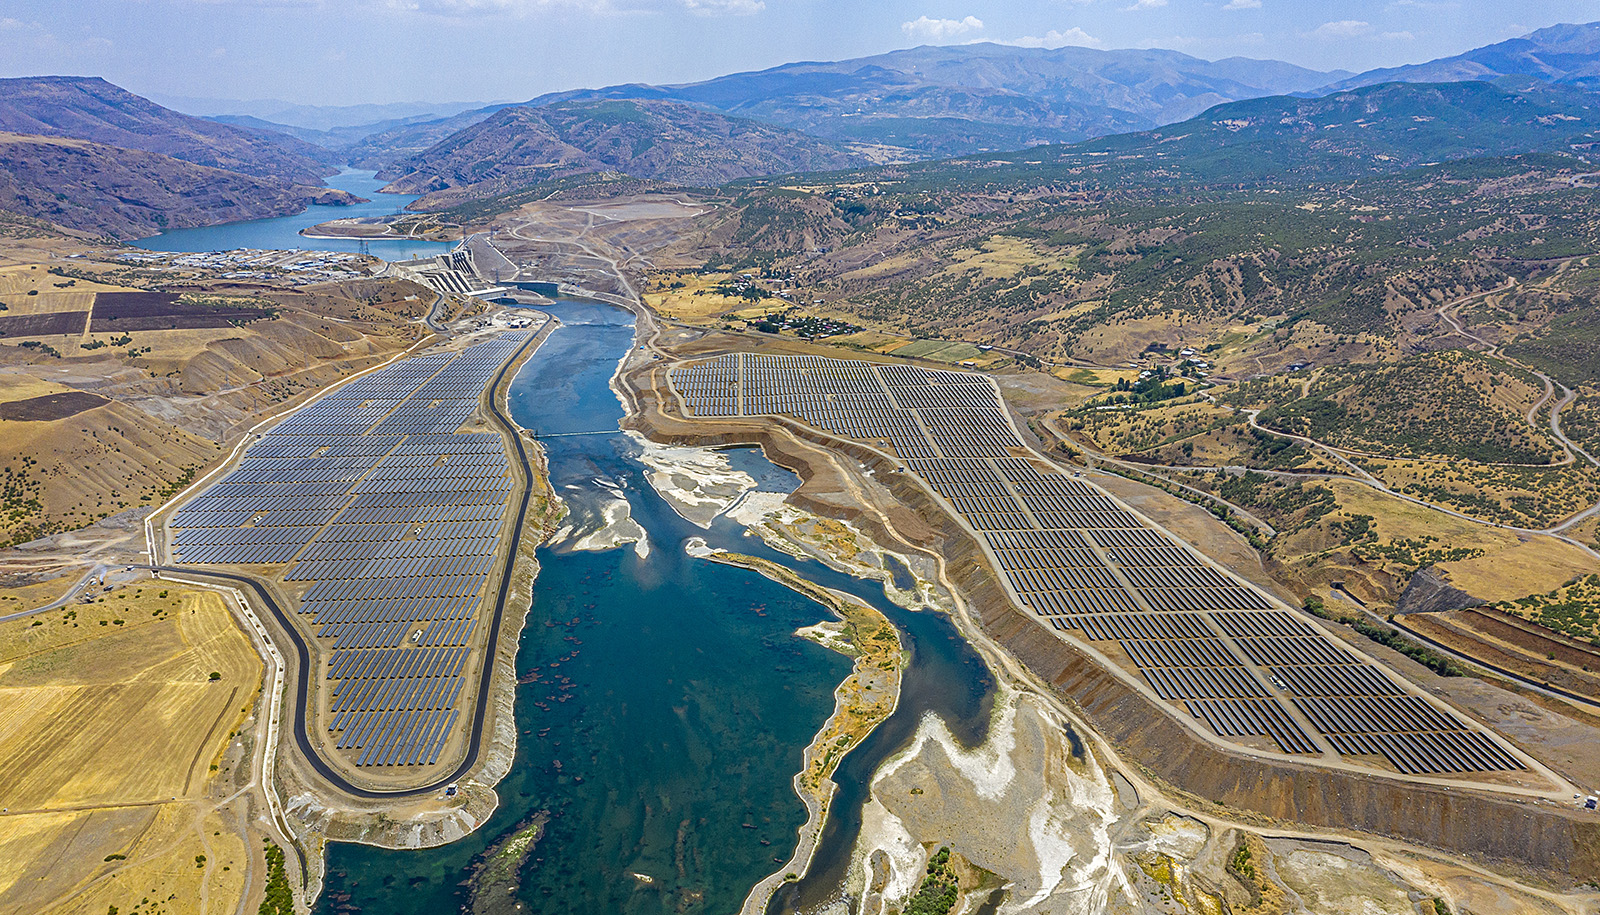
(131, 169, 457, 260)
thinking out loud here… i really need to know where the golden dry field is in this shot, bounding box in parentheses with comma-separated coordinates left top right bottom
(643, 271, 757, 323)
(0, 373, 223, 546)
(0, 584, 262, 915)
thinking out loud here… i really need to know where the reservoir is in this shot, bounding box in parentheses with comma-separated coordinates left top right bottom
(130, 169, 456, 260)
(315, 300, 995, 914)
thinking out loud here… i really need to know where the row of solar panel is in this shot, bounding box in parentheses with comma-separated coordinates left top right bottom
(666, 353, 1527, 775)
(306, 595, 481, 625)
(339, 707, 459, 767)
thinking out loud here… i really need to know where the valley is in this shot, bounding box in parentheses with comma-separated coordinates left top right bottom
(6, 11, 1600, 915)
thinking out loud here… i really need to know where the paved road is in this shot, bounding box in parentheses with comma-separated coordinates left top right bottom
(0, 564, 104, 623)
(144, 331, 543, 799)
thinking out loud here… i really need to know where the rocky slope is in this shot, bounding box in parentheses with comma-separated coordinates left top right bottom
(0, 132, 358, 238)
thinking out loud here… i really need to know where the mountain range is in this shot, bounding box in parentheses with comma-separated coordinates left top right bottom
(7, 21, 1600, 237)
(1324, 22, 1600, 92)
(950, 79, 1600, 188)
(279, 21, 1600, 183)
(0, 77, 340, 183)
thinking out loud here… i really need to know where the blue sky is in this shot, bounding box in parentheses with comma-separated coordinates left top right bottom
(1, 0, 1596, 107)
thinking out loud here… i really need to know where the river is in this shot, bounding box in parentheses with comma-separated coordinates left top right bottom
(314, 300, 996, 914)
(130, 169, 456, 260)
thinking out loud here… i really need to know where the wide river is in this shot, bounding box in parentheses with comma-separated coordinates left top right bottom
(130, 169, 456, 260)
(314, 300, 996, 914)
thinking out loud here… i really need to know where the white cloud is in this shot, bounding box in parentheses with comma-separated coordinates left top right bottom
(1125, 0, 1167, 9)
(1222, 0, 1260, 9)
(997, 27, 1103, 50)
(902, 14, 984, 43)
(1311, 19, 1371, 38)
(681, 0, 764, 15)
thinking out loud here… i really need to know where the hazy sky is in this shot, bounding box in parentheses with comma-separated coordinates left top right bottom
(2, 0, 1596, 108)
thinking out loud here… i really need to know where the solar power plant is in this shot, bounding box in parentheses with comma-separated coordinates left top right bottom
(170, 329, 539, 768)
(668, 354, 1525, 777)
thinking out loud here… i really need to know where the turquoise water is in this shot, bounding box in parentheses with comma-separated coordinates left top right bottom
(315, 301, 995, 915)
(130, 169, 456, 260)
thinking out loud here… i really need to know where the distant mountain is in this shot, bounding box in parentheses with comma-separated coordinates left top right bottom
(381, 99, 868, 202)
(343, 44, 1343, 169)
(1326, 22, 1600, 93)
(206, 112, 486, 151)
(983, 80, 1600, 186)
(0, 132, 359, 239)
(150, 95, 496, 132)
(0, 76, 336, 185)
(527, 44, 1347, 158)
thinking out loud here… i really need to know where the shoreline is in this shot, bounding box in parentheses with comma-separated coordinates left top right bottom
(696, 551, 906, 915)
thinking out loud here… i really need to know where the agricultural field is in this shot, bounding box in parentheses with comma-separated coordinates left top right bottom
(90, 290, 276, 332)
(0, 583, 262, 915)
(884, 338, 990, 365)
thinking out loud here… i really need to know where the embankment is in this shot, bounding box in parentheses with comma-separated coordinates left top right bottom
(619, 354, 1600, 885)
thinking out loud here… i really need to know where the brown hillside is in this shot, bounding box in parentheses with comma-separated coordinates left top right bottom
(0, 133, 358, 239)
(0, 76, 336, 184)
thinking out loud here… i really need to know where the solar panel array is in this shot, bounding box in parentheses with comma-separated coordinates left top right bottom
(668, 354, 1524, 776)
(171, 330, 537, 768)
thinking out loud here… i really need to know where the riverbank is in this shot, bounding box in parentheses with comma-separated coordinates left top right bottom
(695, 551, 904, 915)
(614, 334, 1600, 911)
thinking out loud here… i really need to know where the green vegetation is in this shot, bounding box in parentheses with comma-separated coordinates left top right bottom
(1351, 537, 1484, 583)
(1303, 598, 1464, 675)
(1497, 573, 1600, 644)
(1210, 470, 1336, 541)
(904, 847, 959, 915)
(258, 841, 293, 915)
(1245, 351, 1556, 464)
(1229, 841, 1256, 883)
(18, 340, 62, 358)
(1097, 367, 1191, 406)
(1355, 617, 1463, 677)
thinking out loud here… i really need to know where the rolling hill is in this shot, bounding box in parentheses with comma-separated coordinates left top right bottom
(380, 99, 868, 201)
